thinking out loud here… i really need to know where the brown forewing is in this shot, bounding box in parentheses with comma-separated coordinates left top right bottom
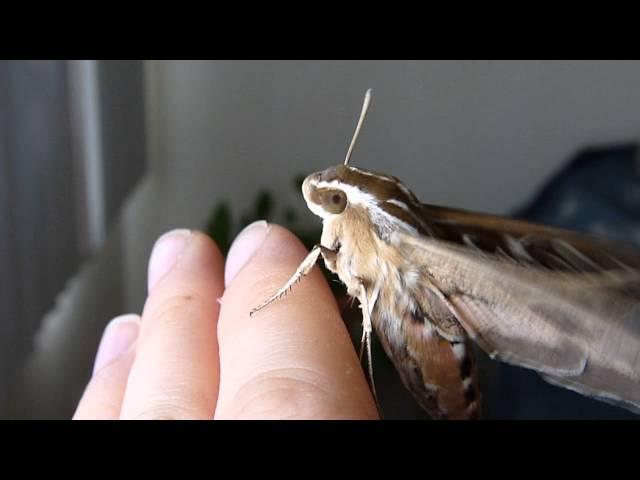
(396, 204, 640, 414)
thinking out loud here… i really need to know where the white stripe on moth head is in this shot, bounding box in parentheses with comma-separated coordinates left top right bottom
(315, 180, 378, 207)
(347, 166, 418, 201)
(305, 179, 378, 220)
(386, 198, 409, 211)
(348, 166, 397, 183)
(305, 179, 419, 237)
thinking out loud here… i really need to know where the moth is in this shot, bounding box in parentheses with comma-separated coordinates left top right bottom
(251, 89, 640, 419)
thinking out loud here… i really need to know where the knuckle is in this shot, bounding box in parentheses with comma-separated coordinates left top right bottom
(226, 368, 336, 419)
(129, 394, 211, 420)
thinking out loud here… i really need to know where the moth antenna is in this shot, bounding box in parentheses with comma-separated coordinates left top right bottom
(344, 88, 372, 166)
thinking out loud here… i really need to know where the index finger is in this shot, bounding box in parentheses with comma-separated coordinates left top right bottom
(214, 223, 379, 419)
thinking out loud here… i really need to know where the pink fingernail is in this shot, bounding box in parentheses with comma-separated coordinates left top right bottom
(148, 229, 192, 294)
(224, 220, 270, 287)
(93, 314, 141, 376)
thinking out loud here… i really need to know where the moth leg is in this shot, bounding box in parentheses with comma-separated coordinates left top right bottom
(250, 244, 335, 316)
(358, 283, 379, 408)
(358, 329, 367, 362)
(318, 244, 338, 263)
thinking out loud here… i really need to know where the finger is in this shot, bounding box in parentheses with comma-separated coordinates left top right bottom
(73, 314, 141, 420)
(215, 221, 379, 419)
(119, 229, 224, 420)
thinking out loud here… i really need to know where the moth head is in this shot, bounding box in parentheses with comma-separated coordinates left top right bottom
(302, 166, 352, 219)
(302, 89, 375, 220)
(302, 164, 411, 220)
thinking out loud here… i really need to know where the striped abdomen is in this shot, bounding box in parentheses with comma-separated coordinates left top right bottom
(371, 281, 482, 420)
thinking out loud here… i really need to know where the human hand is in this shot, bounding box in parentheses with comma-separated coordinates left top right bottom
(73, 221, 379, 419)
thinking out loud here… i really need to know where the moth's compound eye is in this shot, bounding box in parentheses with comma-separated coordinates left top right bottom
(321, 189, 347, 214)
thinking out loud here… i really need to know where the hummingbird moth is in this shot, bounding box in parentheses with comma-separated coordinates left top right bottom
(251, 89, 640, 419)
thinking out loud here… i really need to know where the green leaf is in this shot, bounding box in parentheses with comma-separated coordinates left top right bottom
(254, 190, 274, 219)
(283, 207, 298, 225)
(205, 202, 233, 254)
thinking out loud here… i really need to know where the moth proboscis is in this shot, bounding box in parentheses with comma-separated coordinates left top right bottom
(251, 89, 640, 420)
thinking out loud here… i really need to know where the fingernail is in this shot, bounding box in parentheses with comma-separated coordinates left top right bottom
(225, 220, 269, 287)
(148, 229, 192, 293)
(93, 314, 141, 376)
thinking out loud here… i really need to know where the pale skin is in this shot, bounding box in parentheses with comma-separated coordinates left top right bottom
(73, 221, 379, 420)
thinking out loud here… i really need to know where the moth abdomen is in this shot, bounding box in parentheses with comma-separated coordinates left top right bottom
(371, 282, 482, 420)
(451, 340, 482, 419)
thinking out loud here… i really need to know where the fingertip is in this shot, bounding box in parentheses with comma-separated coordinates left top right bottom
(225, 220, 270, 287)
(148, 229, 192, 294)
(215, 224, 378, 419)
(148, 229, 225, 295)
(221, 223, 324, 319)
(75, 314, 141, 419)
(93, 314, 141, 376)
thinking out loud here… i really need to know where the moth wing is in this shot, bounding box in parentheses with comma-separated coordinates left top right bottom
(421, 203, 640, 271)
(447, 293, 588, 377)
(394, 219, 640, 413)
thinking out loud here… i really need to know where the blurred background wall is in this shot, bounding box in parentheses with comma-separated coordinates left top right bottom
(3, 60, 640, 418)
